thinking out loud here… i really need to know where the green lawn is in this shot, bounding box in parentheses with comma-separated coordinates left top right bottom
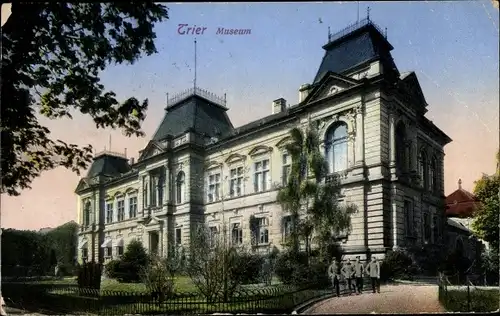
(28, 275, 282, 294)
(440, 288, 499, 312)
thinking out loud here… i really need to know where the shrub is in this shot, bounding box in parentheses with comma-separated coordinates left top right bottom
(442, 249, 472, 282)
(380, 250, 415, 281)
(110, 240, 150, 283)
(104, 259, 121, 279)
(141, 256, 175, 303)
(235, 253, 264, 285)
(275, 250, 311, 285)
(77, 262, 102, 289)
(407, 244, 447, 276)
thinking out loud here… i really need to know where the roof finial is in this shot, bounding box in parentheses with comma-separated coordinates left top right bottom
(357, 1, 360, 24)
(194, 38, 197, 90)
(367, 6, 371, 21)
(385, 27, 387, 38)
(328, 26, 331, 42)
(458, 178, 462, 190)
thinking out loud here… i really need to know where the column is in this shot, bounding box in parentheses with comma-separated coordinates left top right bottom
(355, 107, 365, 165)
(165, 166, 170, 204)
(391, 190, 399, 250)
(389, 110, 396, 165)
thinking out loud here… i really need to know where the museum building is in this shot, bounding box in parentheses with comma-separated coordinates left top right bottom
(75, 18, 452, 264)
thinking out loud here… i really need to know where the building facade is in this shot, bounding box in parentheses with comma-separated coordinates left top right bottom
(75, 19, 452, 264)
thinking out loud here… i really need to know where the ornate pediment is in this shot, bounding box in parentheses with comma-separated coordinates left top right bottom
(143, 216, 162, 227)
(205, 160, 223, 170)
(138, 141, 164, 162)
(248, 145, 273, 157)
(75, 178, 90, 193)
(275, 136, 292, 149)
(225, 153, 246, 164)
(304, 72, 360, 105)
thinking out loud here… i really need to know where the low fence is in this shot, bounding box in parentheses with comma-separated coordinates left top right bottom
(2, 280, 333, 315)
(438, 273, 499, 312)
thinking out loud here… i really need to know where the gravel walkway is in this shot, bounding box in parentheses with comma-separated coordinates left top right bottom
(303, 284, 445, 314)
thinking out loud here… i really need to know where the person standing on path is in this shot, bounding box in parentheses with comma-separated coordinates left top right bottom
(328, 258, 342, 297)
(366, 256, 381, 293)
(353, 256, 365, 294)
(341, 258, 355, 295)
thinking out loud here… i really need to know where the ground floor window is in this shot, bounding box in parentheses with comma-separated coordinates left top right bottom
(104, 246, 112, 258)
(116, 246, 124, 256)
(82, 248, 88, 261)
(231, 223, 243, 245)
(175, 228, 182, 245)
(258, 217, 269, 244)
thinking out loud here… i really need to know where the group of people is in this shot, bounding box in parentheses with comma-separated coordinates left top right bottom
(327, 256, 381, 296)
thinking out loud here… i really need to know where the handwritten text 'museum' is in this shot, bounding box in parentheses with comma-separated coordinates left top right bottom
(178, 24, 251, 36)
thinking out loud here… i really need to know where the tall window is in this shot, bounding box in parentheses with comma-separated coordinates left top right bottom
(129, 196, 137, 218)
(158, 171, 165, 206)
(83, 201, 91, 226)
(325, 123, 348, 173)
(404, 200, 414, 237)
(175, 228, 182, 245)
(209, 226, 218, 247)
(151, 175, 158, 206)
(104, 246, 112, 258)
(257, 217, 269, 244)
(117, 199, 125, 221)
(282, 151, 292, 186)
(82, 248, 88, 261)
(230, 167, 244, 198)
(207, 173, 221, 202)
(418, 150, 427, 187)
(423, 212, 431, 242)
(231, 223, 243, 245)
(176, 171, 185, 204)
(429, 157, 437, 193)
(395, 122, 408, 172)
(142, 176, 148, 208)
(282, 216, 293, 242)
(117, 245, 124, 256)
(254, 160, 270, 192)
(432, 215, 439, 243)
(106, 202, 113, 224)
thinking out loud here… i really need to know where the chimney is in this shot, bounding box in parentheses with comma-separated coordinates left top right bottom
(129, 157, 135, 165)
(272, 98, 287, 114)
(299, 84, 311, 103)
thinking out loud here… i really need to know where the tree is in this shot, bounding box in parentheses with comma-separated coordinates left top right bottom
(1, 3, 168, 196)
(118, 239, 150, 282)
(471, 150, 500, 252)
(46, 221, 79, 273)
(276, 123, 356, 260)
(186, 223, 255, 302)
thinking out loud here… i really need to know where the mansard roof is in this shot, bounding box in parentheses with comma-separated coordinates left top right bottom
(86, 152, 131, 178)
(152, 88, 234, 142)
(313, 18, 399, 84)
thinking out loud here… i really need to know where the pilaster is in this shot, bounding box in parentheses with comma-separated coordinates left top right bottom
(354, 105, 365, 165)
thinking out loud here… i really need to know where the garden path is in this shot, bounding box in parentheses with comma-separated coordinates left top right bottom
(303, 284, 445, 314)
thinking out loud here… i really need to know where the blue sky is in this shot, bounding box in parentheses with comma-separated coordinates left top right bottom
(2, 1, 499, 230)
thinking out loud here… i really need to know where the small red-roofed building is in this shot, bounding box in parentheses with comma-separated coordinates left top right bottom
(444, 179, 488, 266)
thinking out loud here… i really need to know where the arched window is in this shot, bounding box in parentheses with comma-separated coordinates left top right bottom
(429, 157, 437, 192)
(176, 171, 185, 204)
(395, 122, 408, 172)
(83, 201, 91, 226)
(325, 122, 348, 173)
(418, 150, 427, 187)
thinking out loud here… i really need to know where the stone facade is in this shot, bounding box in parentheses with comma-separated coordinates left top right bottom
(75, 20, 451, 264)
